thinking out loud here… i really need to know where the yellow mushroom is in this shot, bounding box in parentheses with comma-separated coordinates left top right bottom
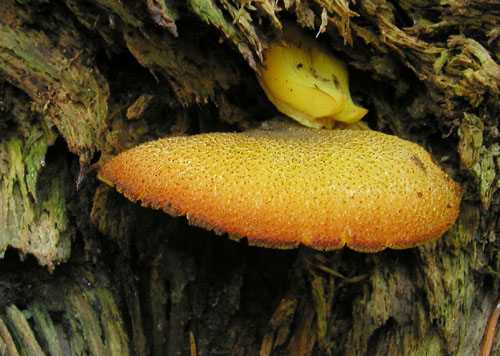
(257, 24, 368, 129)
(98, 124, 463, 252)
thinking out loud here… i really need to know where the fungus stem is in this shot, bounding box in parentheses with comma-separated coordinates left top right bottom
(480, 298, 500, 356)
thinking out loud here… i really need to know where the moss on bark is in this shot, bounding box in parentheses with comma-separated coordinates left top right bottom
(0, 0, 499, 355)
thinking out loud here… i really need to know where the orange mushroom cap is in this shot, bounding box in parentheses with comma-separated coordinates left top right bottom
(98, 125, 463, 252)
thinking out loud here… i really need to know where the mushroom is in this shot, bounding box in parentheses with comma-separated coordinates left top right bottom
(98, 124, 463, 252)
(257, 23, 368, 129)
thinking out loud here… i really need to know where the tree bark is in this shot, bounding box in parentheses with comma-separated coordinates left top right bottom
(0, 0, 499, 355)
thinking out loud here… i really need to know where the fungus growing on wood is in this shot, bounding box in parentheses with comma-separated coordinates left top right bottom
(257, 24, 368, 129)
(98, 125, 463, 252)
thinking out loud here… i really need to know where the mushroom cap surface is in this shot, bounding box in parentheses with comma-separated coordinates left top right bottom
(98, 126, 463, 252)
(257, 24, 368, 128)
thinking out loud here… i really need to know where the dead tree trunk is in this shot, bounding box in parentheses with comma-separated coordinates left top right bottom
(0, 0, 499, 355)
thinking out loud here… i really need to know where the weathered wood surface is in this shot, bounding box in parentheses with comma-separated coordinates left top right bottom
(0, 0, 499, 355)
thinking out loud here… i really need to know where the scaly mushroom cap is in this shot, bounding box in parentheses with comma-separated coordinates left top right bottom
(257, 24, 368, 129)
(98, 126, 463, 252)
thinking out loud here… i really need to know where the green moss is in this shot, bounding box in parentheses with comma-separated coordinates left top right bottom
(459, 113, 499, 209)
(310, 276, 327, 339)
(4, 304, 45, 356)
(0, 0, 109, 163)
(0, 126, 71, 270)
(29, 302, 65, 356)
(188, 0, 257, 68)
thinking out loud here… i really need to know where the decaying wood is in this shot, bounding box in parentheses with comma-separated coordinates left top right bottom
(0, 0, 499, 355)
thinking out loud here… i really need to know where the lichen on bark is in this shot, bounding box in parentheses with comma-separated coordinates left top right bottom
(0, 119, 71, 271)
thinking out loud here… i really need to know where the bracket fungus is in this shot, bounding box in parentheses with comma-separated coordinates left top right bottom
(98, 125, 463, 252)
(257, 24, 368, 129)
